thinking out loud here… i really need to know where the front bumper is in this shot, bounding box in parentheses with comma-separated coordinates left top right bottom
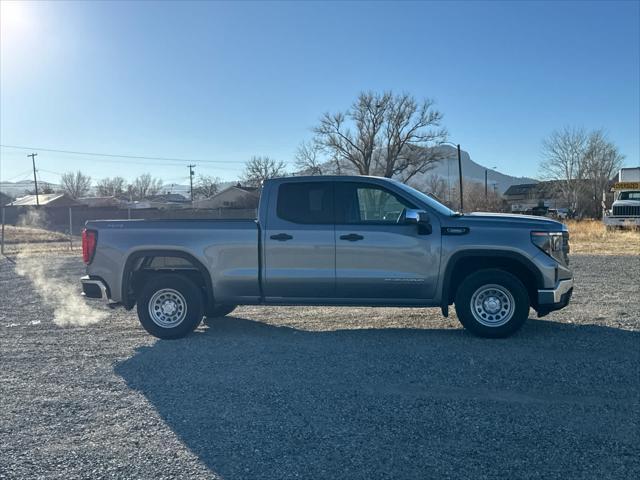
(81, 275, 118, 306)
(603, 216, 640, 227)
(536, 278, 573, 316)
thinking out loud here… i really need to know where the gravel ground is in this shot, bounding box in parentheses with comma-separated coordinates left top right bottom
(0, 253, 638, 480)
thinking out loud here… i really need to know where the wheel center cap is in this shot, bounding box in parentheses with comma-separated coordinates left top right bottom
(484, 297, 501, 314)
(162, 301, 177, 315)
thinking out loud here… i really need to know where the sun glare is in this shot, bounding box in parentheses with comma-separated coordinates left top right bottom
(1, 1, 32, 34)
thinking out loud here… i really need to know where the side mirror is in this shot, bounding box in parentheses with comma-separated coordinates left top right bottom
(404, 209, 429, 225)
(404, 209, 432, 235)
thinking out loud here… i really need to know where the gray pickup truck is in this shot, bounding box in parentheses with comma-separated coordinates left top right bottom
(81, 175, 573, 339)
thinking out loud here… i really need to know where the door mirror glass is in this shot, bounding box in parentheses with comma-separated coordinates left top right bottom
(403, 209, 429, 225)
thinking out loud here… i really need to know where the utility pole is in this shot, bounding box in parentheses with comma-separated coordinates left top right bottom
(188, 164, 196, 203)
(457, 144, 463, 211)
(28, 153, 40, 207)
(485, 169, 488, 199)
(447, 158, 451, 203)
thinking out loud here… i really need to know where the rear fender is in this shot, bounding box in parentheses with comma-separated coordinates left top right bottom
(121, 250, 213, 310)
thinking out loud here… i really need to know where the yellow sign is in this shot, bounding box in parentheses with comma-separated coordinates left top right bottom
(612, 182, 640, 190)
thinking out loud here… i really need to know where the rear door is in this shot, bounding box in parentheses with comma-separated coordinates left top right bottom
(334, 181, 441, 301)
(263, 181, 335, 299)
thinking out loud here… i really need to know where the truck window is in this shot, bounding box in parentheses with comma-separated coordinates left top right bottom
(276, 182, 334, 224)
(619, 191, 640, 200)
(335, 182, 414, 224)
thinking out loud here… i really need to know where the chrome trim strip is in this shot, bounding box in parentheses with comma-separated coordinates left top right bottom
(81, 277, 117, 304)
(538, 278, 573, 304)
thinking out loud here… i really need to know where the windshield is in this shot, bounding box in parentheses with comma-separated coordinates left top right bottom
(619, 191, 640, 200)
(391, 180, 457, 216)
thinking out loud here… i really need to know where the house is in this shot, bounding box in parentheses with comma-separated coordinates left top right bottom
(193, 184, 259, 209)
(0, 192, 12, 207)
(7, 193, 83, 207)
(503, 181, 567, 213)
(146, 193, 191, 210)
(115, 193, 191, 210)
(79, 196, 128, 208)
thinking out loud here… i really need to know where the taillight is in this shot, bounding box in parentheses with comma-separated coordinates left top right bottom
(82, 229, 97, 264)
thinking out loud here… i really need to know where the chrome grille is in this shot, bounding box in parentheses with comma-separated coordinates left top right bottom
(613, 205, 640, 216)
(562, 231, 570, 265)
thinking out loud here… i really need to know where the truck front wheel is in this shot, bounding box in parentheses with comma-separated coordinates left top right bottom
(454, 269, 530, 338)
(136, 274, 204, 339)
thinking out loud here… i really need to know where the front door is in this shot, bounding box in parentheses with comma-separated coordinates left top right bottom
(263, 181, 335, 299)
(334, 181, 441, 301)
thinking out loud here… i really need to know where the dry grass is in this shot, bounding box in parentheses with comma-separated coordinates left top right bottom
(564, 220, 640, 255)
(2, 225, 69, 244)
(1, 226, 79, 255)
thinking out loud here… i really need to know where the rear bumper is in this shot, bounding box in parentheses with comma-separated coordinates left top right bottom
(536, 278, 573, 316)
(81, 275, 118, 306)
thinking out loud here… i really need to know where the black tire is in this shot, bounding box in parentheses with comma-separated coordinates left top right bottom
(136, 274, 204, 339)
(205, 304, 237, 319)
(454, 269, 530, 338)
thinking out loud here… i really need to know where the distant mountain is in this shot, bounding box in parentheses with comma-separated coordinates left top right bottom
(412, 145, 537, 194)
(295, 145, 536, 194)
(0, 180, 62, 197)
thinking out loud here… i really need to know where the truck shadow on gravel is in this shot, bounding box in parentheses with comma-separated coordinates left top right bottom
(115, 317, 639, 480)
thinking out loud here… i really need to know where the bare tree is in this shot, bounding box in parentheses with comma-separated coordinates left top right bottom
(582, 130, 625, 217)
(314, 92, 390, 176)
(241, 156, 287, 187)
(96, 176, 127, 197)
(540, 127, 625, 217)
(421, 174, 448, 203)
(313, 91, 447, 180)
(378, 95, 448, 181)
(60, 170, 92, 198)
(25, 182, 55, 195)
(448, 179, 504, 213)
(540, 127, 588, 212)
(295, 141, 326, 175)
(193, 175, 221, 199)
(130, 173, 163, 200)
(39, 182, 56, 194)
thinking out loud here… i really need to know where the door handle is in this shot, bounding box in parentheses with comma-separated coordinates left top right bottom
(270, 233, 293, 241)
(339, 233, 364, 242)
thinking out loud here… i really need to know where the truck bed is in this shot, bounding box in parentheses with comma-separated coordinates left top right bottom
(85, 219, 261, 304)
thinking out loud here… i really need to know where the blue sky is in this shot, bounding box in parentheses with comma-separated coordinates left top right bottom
(1, 0, 638, 186)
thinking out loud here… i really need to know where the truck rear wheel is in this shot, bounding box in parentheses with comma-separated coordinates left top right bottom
(454, 269, 529, 338)
(136, 274, 204, 339)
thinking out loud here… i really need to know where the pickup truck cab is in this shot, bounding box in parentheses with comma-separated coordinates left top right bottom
(81, 176, 573, 339)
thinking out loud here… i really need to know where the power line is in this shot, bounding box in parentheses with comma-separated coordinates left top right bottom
(1, 148, 244, 171)
(38, 168, 65, 176)
(0, 144, 239, 164)
(2, 168, 34, 182)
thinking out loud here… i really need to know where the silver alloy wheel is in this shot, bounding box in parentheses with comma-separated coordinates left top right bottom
(148, 288, 188, 328)
(470, 283, 515, 327)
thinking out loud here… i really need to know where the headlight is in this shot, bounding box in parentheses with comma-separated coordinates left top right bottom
(531, 231, 568, 264)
